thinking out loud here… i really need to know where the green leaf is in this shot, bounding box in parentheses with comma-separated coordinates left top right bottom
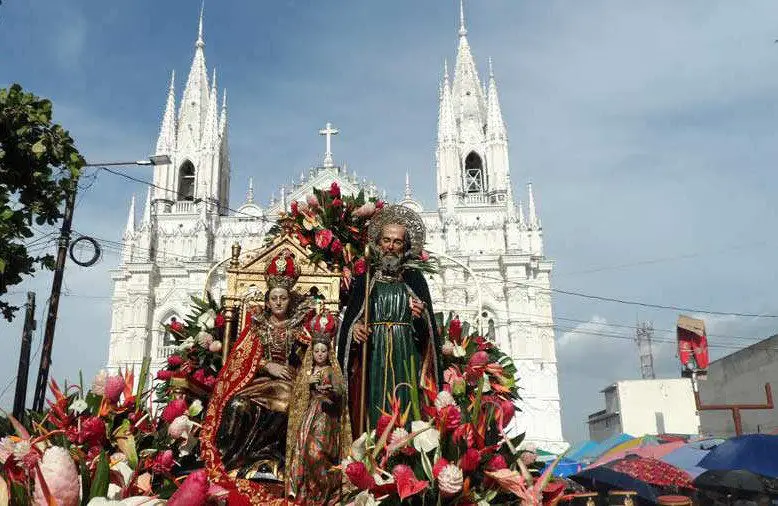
(135, 356, 150, 410)
(88, 451, 109, 499)
(420, 447, 434, 483)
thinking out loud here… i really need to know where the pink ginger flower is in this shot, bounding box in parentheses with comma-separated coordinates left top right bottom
(168, 415, 193, 439)
(33, 446, 80, 506)
(151, 449, 175, 474)
(161, 399, 188, 424)
(104, 375, 125, 403)
(352, 202, 376, 218)
(434, 390, 456, 410)
(208, 340, 222, 353)
(168, 469, 209, 506)
(437, 464, 463, 496)
(306, 194, 319, 208)
(91, 370, 107, 396)
(0, 437, 15, 464)
(315, 228, 334, 249)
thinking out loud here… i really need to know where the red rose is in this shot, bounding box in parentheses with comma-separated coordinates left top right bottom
(315, 228, 334, 249)
(448, 316, 463, 343)
(214, 313, 225, 328)
(486, 454, 507, 471)
(170, 320, 184, 333)
(375, 200, 384, 209)
(330, 239, 343, 255)
(376, 414, 393, 439)
(161, 399, 188, 424)
(432, 457, 449, 479)
(345, 461, 375, 490)
(290, 200, 299, 216)
(167, 355, 184, 367)
(79, 416, 107, 447)
(460, 448, 480, 472)
(156, 370, 173, 381)
(332, 198, 343, 207)
(329, 181, 341, 198)
(152, 449, 175, 474)
(353, 257, 367, 276)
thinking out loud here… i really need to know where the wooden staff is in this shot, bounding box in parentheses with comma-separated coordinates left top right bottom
(358, 245, 371, 434)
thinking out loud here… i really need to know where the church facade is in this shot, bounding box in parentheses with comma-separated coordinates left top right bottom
(108, 6, 566, 451)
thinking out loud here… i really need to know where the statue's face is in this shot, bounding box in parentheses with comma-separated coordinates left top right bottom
(268, 287, 291, 319)
(379, 224, 406, 256)
(313, 342, 329, 366)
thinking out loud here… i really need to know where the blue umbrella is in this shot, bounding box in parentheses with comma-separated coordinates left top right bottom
(699, 434, 778, 479)
(544, 458, 582, 478)
(572, 433, 635, 463)
(661, 439, 724, 478)
(570, 466, 659, 502)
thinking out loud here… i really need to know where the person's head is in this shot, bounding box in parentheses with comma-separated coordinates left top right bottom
(266, 287, 291, 319)
(312, 341, 330, 366)
(377, 223, 409, 256)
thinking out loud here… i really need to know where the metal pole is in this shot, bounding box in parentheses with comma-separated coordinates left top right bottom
(32, 181, 77, 412)
(13, 292, 36, 419)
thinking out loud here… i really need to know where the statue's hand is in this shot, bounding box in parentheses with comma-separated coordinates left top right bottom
(410, 297, 426, 319)
(265, 362, 292, 380)
(352, 322, 371, 343)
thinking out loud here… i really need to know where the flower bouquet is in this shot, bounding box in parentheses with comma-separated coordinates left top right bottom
(340, 313, 563, 506)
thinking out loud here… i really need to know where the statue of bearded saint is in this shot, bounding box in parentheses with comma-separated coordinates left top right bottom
(337, 205, 443, 437)
(214, 251, 313, 483)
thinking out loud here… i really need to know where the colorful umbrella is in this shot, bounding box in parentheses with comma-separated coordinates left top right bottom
(572, 433, 635, 462)
(660, 439, 724, 478)
(699, 434, 778, 479)
(608, 455, 695, 489)
(694, 469, 778, 496)
(591, 440, 685, 467)
(571, 466, 660, 503)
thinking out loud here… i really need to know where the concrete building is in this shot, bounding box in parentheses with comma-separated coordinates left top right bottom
(106, 4, 567, 451)
(587, 379, 700, 442)
(697, 334, 778, 437)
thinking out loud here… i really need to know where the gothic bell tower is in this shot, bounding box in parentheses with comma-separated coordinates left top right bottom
(436, 1, 510, 208)
(151, 6, 231, 215)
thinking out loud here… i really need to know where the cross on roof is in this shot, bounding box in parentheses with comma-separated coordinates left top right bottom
(319, 122, 339, 167)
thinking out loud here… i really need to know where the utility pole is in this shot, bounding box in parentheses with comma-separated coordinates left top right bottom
(13, 292, 36, 419)
(636, 321, 656, 380)
(32, 182, 77, 412)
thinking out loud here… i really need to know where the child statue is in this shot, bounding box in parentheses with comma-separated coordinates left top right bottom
(286, 309, 352, 505)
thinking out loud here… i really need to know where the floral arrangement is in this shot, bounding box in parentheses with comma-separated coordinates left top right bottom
(340, 314, 563, 506)
(0, 370, 226, 505)
(154, 294, 226, 403)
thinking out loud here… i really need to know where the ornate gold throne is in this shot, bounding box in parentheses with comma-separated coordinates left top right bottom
(220, 234, 342, 360)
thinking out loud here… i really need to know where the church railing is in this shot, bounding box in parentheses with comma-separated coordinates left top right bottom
(157, 344, 178, 359)
(172, 201, 195, 214)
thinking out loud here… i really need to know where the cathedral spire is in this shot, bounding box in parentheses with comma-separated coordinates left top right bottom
(141, 188, 152, 226)
(528, 182, 539, 229)
(486, 57, 507, 142)
(459, 0, 467, 37)
(155, 70, 176, 155)
(178, 6, 209, 150)
(246, 177, 254, 203)
(404, 171, 412, 199)
(124, 195, 136, 237)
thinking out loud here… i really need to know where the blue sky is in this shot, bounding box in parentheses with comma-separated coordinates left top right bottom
(4, 1, 778, 443)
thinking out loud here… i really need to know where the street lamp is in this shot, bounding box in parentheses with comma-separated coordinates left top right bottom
(30, 155, 170, 412)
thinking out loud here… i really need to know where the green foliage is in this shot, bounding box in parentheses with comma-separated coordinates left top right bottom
(0, 83, 84, 320)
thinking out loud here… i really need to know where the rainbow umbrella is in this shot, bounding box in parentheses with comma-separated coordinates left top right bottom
(591, 439, 685, 467)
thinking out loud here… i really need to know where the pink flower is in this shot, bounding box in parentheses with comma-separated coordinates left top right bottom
(434, 390, 456, 410)
(448, 317, 463, 343)
(196, 331, 213, 348)
(91, 370, 107, 396)
(465, 351, 490, 383)
(168, 415, 192, 439)
(104, 375, 125, 403)
(419, 250, 430, 262)
(168, 468, 209, 506)
(330, 238, 343, 255)
(167, 355, 184, 367)
(352, 202, 376, 218)
(156, 370, 173, 381)
(500, 399, 516, 424)
(432, 457, 449, 479)
(315, 228, 334, 249)
(375, 200, 385, 209)
(345, 461, 375, 490)
(33, 446, 80, 506)
(353, 257, 367, 276)
(332, 198, 343, 207)
(208, 340, 222, 353)
(169, 320, 184, 333)
(486, 454, 507, 471)
(392, 464, 428, 501)
(376, 414, 393, 439)
(460, 448, 480, 473)
(152, 449, 175, 474)
(330, 181, 341, 198)
(307, 194, 319, 208)
(161, 399, 188, 424)
(78, 416, 106, 447)
(290, 200, 299, 216)
(214, 313, 225, 328)
(437, 404, 462, 432)
(442, 342, 455, 356)
(437, 464, 463, 496)
(0, 437, 14, 464)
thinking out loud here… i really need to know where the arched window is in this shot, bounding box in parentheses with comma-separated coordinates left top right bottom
(464, 152, 484, 193)
(177, 161, 195, 201)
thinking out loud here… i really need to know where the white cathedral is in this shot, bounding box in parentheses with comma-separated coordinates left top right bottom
(108, 5, 567, 451)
